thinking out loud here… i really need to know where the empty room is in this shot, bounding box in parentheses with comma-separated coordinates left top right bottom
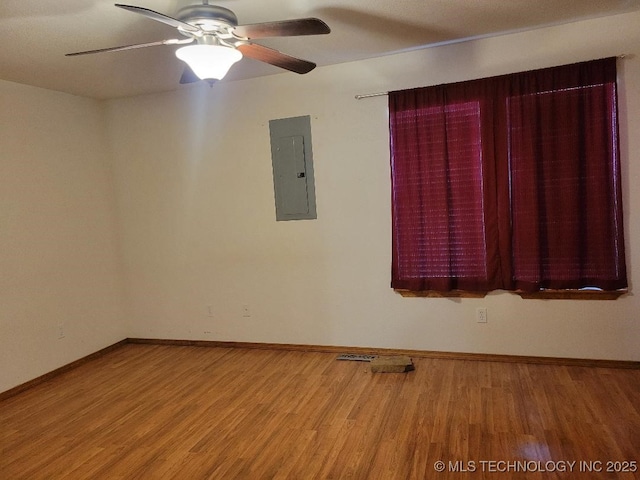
(1, 1, 639, 478)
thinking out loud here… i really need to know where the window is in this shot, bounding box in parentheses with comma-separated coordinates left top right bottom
(389, 58, 627, 295)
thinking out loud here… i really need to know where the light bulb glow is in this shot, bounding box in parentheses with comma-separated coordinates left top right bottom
(175, 44, 242, 80)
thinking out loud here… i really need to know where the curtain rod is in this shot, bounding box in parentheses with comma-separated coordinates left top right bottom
(355, 92, 388, 100)
(354, 54, 629, 100)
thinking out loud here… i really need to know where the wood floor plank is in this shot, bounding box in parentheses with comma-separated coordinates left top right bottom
(1, 344, 640, 479)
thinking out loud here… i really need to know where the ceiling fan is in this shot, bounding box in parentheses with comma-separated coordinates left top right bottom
(66, 1, 331, 84)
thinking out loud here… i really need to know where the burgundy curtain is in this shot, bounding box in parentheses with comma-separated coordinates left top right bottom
(389, 81, 503, 291)
(507, 60, 626, 291)
(389, 57, 627, 293)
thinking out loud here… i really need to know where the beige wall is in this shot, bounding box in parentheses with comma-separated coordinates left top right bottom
(105, 11, 640, 361)
(0, 81, 128, 392)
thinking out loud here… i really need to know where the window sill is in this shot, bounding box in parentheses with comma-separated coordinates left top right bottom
(396, 289, 487, 298)
(516, 289, 627, 300)
(396, 289, 627, 300)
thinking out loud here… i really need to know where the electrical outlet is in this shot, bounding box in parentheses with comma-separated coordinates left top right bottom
(242, 304, 251, 318)
(57, 324, 65, 339)
(476, 307, 487, 323)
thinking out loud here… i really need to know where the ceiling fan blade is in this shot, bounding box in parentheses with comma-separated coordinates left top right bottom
(237, 43, 316, 74)
(233, 18, 330, 39)
(115, 4, 200, 33)
(66, 38, 193, 57)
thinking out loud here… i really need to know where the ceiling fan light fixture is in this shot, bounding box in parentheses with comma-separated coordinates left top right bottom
(175, 44, 242, 80)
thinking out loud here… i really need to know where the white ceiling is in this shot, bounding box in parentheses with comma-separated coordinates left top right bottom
(1, 0, 638, 99)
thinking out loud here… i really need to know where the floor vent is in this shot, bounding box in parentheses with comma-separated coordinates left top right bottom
(336, 354, 377, 362)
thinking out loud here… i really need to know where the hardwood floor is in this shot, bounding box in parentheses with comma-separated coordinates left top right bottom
(1, 344, 639, 479)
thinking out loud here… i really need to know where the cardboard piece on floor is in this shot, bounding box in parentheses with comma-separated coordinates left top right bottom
(370, 356, 415, 373)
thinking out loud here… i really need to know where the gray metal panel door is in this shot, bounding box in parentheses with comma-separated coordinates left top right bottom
(275, 135, 309, 216)
(269, 116, 317, 221)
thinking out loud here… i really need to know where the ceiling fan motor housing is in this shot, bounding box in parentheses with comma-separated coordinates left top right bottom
(176, 4, 238, 31)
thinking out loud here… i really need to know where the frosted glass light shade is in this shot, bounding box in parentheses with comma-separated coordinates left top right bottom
(175, 44, 243, 80)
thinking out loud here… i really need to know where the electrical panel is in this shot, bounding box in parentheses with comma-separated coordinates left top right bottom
(269, 115, 317, 221)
